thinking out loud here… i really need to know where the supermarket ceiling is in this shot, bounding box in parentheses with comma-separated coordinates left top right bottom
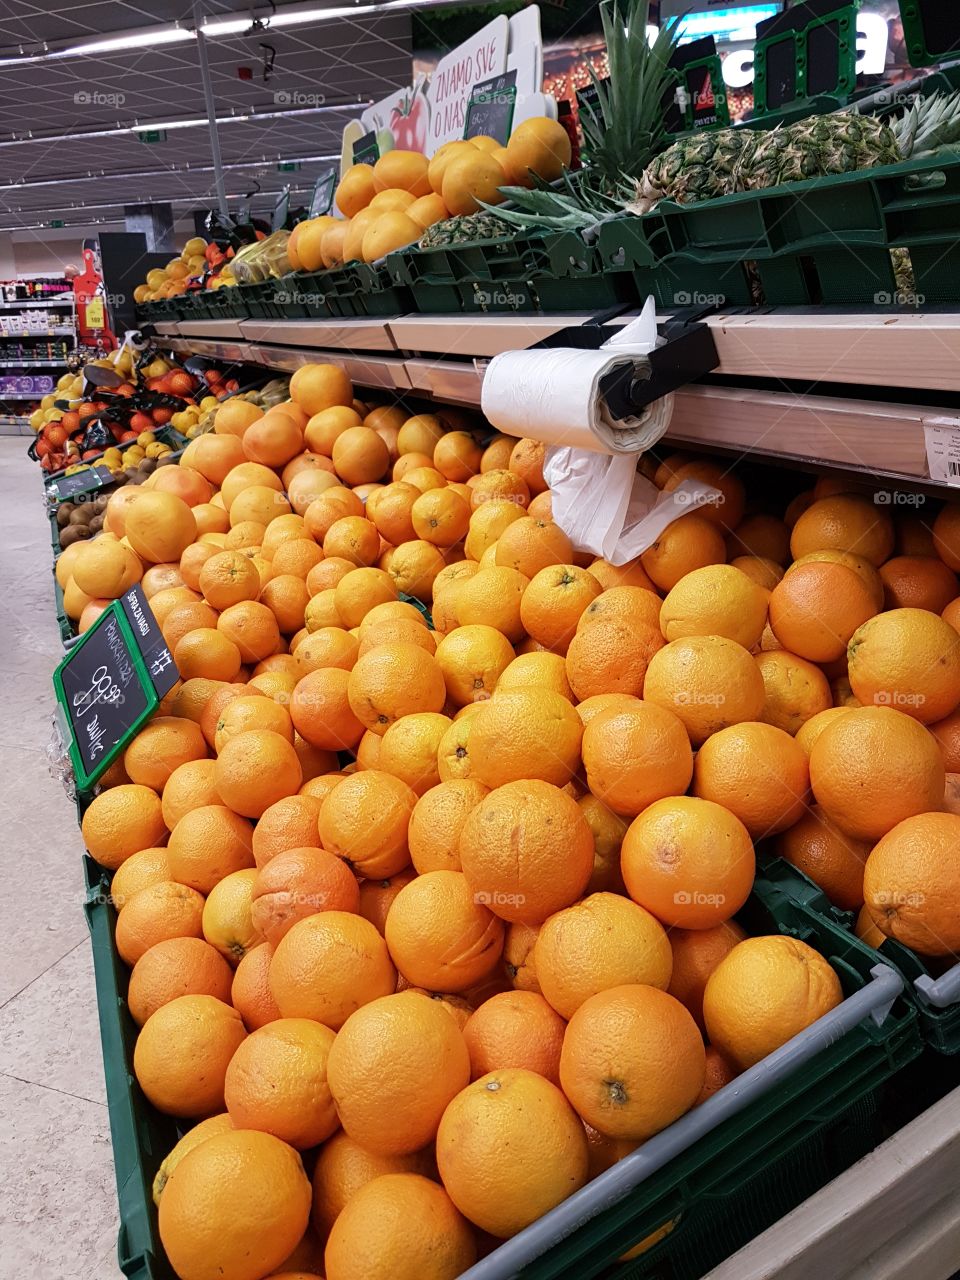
(0, 0, 453, 229)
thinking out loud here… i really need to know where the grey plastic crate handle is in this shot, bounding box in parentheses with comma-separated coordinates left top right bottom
(459, 963, 903, 1280)
(915, 959, 960, 1008)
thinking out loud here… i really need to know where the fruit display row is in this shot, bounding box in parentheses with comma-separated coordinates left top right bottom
(46, 348, 960, 1279)
(134, 237, 238, 307)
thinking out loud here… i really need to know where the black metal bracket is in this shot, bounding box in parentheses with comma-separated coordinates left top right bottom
(527, 303, 720, 419)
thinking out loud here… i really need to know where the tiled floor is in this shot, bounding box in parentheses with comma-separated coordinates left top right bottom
(0, 439, 122, 1278)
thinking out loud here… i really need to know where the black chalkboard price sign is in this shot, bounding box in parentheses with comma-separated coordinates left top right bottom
(463, 70, 518, 145)
(47, 465, 114, 502)
(352, 131, 380, 166)
(53, 587, 179, 790)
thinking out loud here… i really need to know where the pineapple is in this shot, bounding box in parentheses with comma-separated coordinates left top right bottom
(633, 90, 960, 212)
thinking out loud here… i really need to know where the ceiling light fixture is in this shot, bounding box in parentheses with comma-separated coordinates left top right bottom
(0, 155, 339, 192)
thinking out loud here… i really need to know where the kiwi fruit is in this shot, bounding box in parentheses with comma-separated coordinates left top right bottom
(56, 505, 74, 528)
(138, 457, 157, 473)
(91, 494, 109, 514)
(68, 507, 91, 526)
(88, 514, 105, 533)
(156, 455, 178, 467)
(60, 525, 91, 546)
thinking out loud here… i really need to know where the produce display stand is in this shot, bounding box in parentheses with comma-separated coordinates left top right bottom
(81, 842, 922, 1280)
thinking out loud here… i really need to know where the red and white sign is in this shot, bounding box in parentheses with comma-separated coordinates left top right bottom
(425, 15, 510, 152)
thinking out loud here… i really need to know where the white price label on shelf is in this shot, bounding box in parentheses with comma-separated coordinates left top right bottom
(923, 416, 960, 487)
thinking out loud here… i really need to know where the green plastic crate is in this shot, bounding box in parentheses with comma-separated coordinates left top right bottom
(760, 858, 960, 1056)
(84, 844, 919, 1280)
(599, 152, 960, 307)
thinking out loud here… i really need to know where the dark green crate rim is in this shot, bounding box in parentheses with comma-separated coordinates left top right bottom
(82, 846, 920, 1280)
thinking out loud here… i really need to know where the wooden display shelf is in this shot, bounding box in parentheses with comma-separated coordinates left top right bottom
(239, 317, 397, 353)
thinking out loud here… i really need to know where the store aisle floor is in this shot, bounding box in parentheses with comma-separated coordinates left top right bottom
(0, 440, 122, 1278)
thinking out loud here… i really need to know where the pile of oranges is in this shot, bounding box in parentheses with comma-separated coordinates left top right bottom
(70, 360, 960, 1280)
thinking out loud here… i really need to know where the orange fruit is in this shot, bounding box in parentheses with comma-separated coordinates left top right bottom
(574, 692, 641, 727)
(468, 687, 582, 788)
(565, 617, 664, 700)
(581, 701, 692, 816)
(166, 804, 255, 894)
(214, 695, 293, 751)
(125, 491, 197, 563)
(366, 481, 419, 544)
(508, 437, 547, 495)
(692, 721, 810, 838)
(347, 641, 446, 734)
(333, 566, 397, 628)
(640, 514, 726, 592)
(726, 513, 791, 563)
(160, 598, 218, 650)
(217, 600, 282, 663)
(324, 1173, 475, 1280)
(661, 461, 745, 531)
(82, 784, 167, 871)
(667, 920, 747, 1031)
(622, 796, 755, 928)
(251, 846, 360, 945)
(224, 1017, 337, 1149)
(179, 543, 220, 592)
(220, 462, 282, 511)
(270, 538, 325, 581)
(410, 487, 470, 547)
(290, 363, 353, 417)
(322, 515, 380, 567)
(231, 942, 281, 1031)
(385, 869, 504, 992)
(703, 936, 843, 1069)
(534, 892, 671, 1020)
(243, 412, 303, 469)
(794, 706, 854, 757)
(464, 499, 525, 560)
(644, 636, 765, 746)
(358, 869, 417, 935)
(134, 993, 246, 1117)
(127, 936, 233, 1027)
(294, 627, 359, 676)
(497, 651, 573, 700)
(408, 779, 489, 874)
(462, 989, 565, 1086)
(862, 811, 960, 956)
(152, 1112, 235, 1205)
(880, 555, 958, 612)
(848, 607, 960, 724)
(378, 711, 452, 795)
(152, 589, 205, 630)
(438, 1068, 587, 1237)
(123, 716, 207, 792)
(459, 780, 594, 924)
(778, 805, 871, 910)
(930, 705, 960, 771)
(358, 617, 435, 658)
(214, 399, 263, 438)
(201, 868, 261, 965)
(269, 911, 394, 1028)
(304, 589, 342, 632)
(199, 683, 263, 749)
(434, 624, 515, 706)
(520, 564, 603, 653)
(304, 407, 363, 458)
(327, 990, 469, 1154)
(695, 1046, 740, 1106)
(768, 561, 878, 662)
(503, 922, 541, 993)
(434, 430, 482, 481)
(215, 729, 303, 819)
(790, 495, 894, 567)
(934, 503, 960, 571)
(755, 648, 833, 734)
(660, 564, 768, 650)
(261, 574, 311, 635)
(576, 584, 661, 635)
(299, 771, 347, 804)
(332, 425, 390, 485)
(311, 1133, 433, 1238)
(587, 556, 658, 592)
(809, 705, 944, 840)
(559, 985, 704, 1139)
(199, 549, 267, 609)
(494, 517, 572, 579)
(317, 770, 417, 877)
(158, 1129, 310, 1280)
(385, 539, 447, 600)
(578, 794, 628, 894)
(109, 847, 171, 909)
(394, 413, 444, 457)
(442, 148, 510, 214)
(169, 678, 224, 726)
(175, 629, 243, 683)
(730, 555, 784, 589)
(251, 794, 323, 866)
(304, 487, 363, 542)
